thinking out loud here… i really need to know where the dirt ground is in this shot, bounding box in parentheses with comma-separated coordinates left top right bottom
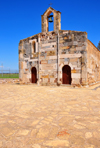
(0, 83, 100, 148)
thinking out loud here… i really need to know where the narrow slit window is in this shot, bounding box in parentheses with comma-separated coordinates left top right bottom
(32, 41, 36, 53)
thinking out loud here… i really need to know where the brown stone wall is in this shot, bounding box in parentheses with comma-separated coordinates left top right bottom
(19, 30, 88, 86)
(59, 30, 87, 85)
(39, 31, 58, 85)
(19, 35, 39, 83)
(87, 40, 100, 84)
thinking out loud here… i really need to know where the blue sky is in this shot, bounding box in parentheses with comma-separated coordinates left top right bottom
(0, 0, 100, 71)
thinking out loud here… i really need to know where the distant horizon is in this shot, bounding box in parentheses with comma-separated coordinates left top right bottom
(0, 69, 19, 73)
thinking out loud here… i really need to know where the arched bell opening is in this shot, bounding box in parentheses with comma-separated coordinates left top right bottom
(47, 11, 54, 32)
(62, 65, 72, 84)
(31, 67, 37, 83)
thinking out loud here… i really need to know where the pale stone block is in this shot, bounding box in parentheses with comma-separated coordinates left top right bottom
(59, 73, 62, 78)
(20, 53, 23, 58)
(29, 59, 38, 62)
(23, 61, 27, 69)
(87, 68, 92, 74)
(76, 47, 82, 51)
(24, 58, 29, 60)
(40, 47, 55, 51)
(41, 60, 48, 64)
(53, 64, 57, 70)
(73, 41, 78, 45)
(69, 63, 73, 69)
(29, 39, 37, 43)
(64, 61, 69, 65)
(72, 78, 80, 84)
(63, 31, 68, 34)
(41, 64, 54, 70)
(27, 74, 30, 79)
(50, 78, 55, 83)
(42, 42, 56, 47)
(43, 78, 48, 83)
(54, 71, 57, 78)
(21, 62, 23, 69)
(72, 73, 81, 78)
(49, 56, 57, 60)
(60, 53, 82, 59)
(71, 65, 78, 69)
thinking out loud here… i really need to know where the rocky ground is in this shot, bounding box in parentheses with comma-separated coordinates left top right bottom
(0, 83, 100, 148)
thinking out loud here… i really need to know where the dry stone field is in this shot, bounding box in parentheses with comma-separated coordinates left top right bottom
(0, 83, 100, 148)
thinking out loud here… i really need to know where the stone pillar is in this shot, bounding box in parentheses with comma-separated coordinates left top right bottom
(57, 32, 60, 85)
(19, 40, 24, 81)
(38, 35, 40, 85)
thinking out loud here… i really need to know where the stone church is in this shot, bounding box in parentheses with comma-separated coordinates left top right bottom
(19, 7, 100, 86)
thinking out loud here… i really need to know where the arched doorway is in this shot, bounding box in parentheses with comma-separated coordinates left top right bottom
(62, 65, 71, 84)
(31, 67, 37, 83)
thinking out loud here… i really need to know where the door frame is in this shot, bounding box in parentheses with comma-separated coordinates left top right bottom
(31, 67, 37, 83)
(62, 65, 72, 84)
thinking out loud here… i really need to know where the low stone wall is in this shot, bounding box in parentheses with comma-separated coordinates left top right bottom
(0, 79, 20, 84)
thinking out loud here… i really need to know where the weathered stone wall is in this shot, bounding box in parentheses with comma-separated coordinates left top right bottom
(39, 31, 58, 85)
(59, 30, 87, 85)
(87, 40, 100, 84)
(19, 35, 39, 83)
(19, 30, 88, 85)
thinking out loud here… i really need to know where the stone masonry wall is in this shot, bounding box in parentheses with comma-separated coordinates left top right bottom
(19, 30, 87, 85)
(59, 30, 87, 85)
(87, 40, 100, 84)
(19, 35, 39, 83)
(39, 31, 58, 85)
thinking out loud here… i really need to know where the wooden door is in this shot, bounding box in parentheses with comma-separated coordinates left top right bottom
(31, 67, 37, 83)
(62, 65, 71, 84)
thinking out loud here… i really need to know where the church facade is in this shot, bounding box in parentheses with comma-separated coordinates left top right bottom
(19, 7, 100, 86)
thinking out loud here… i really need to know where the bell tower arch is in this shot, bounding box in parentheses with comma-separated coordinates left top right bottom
(41, 7, 61, 32)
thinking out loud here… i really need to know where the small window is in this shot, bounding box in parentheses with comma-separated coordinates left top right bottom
(32, 41, 36, 53)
